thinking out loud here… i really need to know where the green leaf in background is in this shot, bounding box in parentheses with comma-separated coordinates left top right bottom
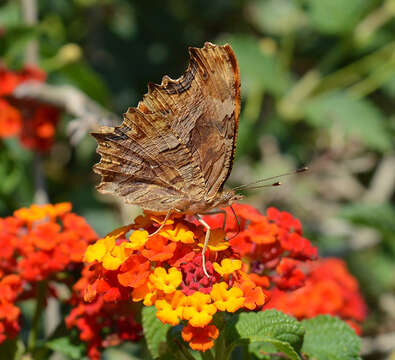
(249, 0, 306, 35)
(0, 1, 21, 28)
(301, 315, 361, 360)
(142, 306, 171, 359)
(2, 25, 41, 66)
(222, 35, 292, 97)
(339, 202, 395, 235)
(227, 310, 304, 359)
(46, 337, 85, 359)
(54, 62, 111, 106)
(305, 91, 392, 152)
(0, 338, 24, 360)
(307, 0, 368, 35)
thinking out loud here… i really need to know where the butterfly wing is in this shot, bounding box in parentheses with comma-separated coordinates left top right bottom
(140, 42, 241, 200)
(93, 42, 240, 212)
(92, 110, 206, 212)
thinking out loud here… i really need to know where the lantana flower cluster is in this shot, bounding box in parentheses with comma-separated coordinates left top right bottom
(0, 66, 60, 152)
(0, 203, 97, 343)
(81, 204, 318, 352)
(203, 204, 319, 290)
(66, 265, 143, 360)
(264, 258, 367, 334)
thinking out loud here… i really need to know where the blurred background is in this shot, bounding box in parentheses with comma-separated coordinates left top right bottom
(0, 0, 394, 358)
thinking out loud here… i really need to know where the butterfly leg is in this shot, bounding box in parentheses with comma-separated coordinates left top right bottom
(195, 214, 211, 278)
(226, 205, 241, 241)
(200, 209, 227, 231)
(149, 208, 173, 237)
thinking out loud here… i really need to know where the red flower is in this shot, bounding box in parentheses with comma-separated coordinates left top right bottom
(264, 258, 367, 334)
(0, 99, 22, 138)
(0, 66, 59, 152)
(0, 203, 98, 344)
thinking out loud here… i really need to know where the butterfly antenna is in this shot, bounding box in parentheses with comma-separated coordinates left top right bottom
(232, 167, 308, 191)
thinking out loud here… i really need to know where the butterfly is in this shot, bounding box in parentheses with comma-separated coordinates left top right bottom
(92, 42, 242, 276)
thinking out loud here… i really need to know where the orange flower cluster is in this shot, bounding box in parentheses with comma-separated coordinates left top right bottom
(81, 205, 318, 352)
(67, 266, 142, 360)
(0, 203, 98, 343)
(0, 66, 60, 152)
(263, 258, 367, 334)
(0, 275, 22, 343)
(203, 204, 318, 291)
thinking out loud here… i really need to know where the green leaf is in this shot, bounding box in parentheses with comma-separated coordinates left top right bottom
(142, 306, 171, 359)
(46, 337, 85, 359)
(0, 2, 21, 28)
(2, 25, 41, 66)
(249, 0, 306, 35)
(54, 62, 111, 106)
(0, 338, 24, 360)
(220, 34, 292, 97)
(301, 315, 361, 360)
(305, 91, 391, 151)
(339, 203, 395, 235)
(227, 310, 304, 359)
(307, 0, 368, 35)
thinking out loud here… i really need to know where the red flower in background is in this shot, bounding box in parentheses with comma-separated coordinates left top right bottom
(263, 258, 367, 334)
(0, 66, 60, 152)
(0, 203, 99, 344)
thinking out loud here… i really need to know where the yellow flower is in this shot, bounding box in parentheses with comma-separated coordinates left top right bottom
(210, 282, 245, 312)
(213, 259, 242, 276)
(198, 228, 229, 251)
(124, 230, 149, 250)
(159, 223, 195, 244)
(84, 237, 112, 263)
(102, 243, 128, 270)
(84, 224, 134, 269)
(155, 291, 186, 325)
(149, 267, 182, 294)
(183, 292, 217, 327)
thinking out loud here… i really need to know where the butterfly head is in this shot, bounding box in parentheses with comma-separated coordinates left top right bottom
(212, 189, 243, 209)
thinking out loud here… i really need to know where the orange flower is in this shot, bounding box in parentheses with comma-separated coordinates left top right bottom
(117, 255, 150, 288)
(210, 282, 245, 312)
(238, 278, 266, 310)
(155, 291, 186, 325)
(248, 220, 278, 244)
(183, 292, 217, 327)
(132, 282, 158, 306)
(0, 100, 21, 138)
(142, 235, 177, 261)
(181, 324, 219, 352)
(149, 267, 182, 294)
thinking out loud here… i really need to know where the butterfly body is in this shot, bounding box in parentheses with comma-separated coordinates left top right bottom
(92, 42, 241, 215)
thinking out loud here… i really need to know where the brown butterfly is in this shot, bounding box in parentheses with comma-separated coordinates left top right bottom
(92, 42, 242, 276)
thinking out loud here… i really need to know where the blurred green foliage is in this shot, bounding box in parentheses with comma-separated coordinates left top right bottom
(0, 0, 395, 358)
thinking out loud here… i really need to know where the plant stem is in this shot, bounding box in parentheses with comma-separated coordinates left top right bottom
(27, 280, 47, 355)
(20, 0, 39, 65)
(202, 350, 215, 360)
(33, 153, 49, 205)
